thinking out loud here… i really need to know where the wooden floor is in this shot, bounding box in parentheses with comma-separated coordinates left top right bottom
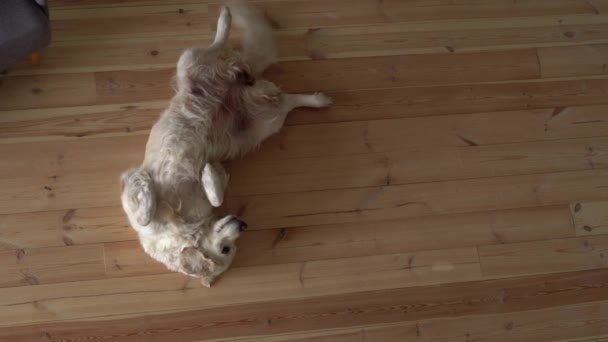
(1, 0, 608, 341)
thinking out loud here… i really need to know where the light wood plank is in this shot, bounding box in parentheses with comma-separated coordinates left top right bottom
(0, 135, 606, 215)
(214, 301, 608, 342)
(228, 0, 597, 29)
(571, 201, 608, 236)
(0, 135, 145, 179)
(479, 235, 608, 278)
(568, 336, 608, 342)
(0, 247, 481, 326)
(6, 160, 605, 221)
(1, 269, 606, 340)
(0, 207, 133, 250)
(0, 202, 572, 252)
(227, 137, 608, 196)
(4, 48, 544, 110)
(50, 4, 210, 41)
(0, 172, 122, 215)
(233, 205, 575, 267)
(92, 49, 542, 107)
(10, 15, 608, 76)
(0, 244, 105, 287)
(301, 247, 481, 292)
(249, 105, 608, 160)
(539, 44, 608, 78)
(0, 101, 162, 143)
(105, 205, 575, 279)
(12, 36, 211, 75)
(49, 0, 207, 9)
(590, 0, 608, 14)
(50, 0, 598, 20)
(303, 16, 608, 60)
(94, 68, 174, 106)
(213, 328, 363, 342)
(0, 72, 608, 121)
(3, 95, 608, 147)
(46, 0, 597, 42)
(222, 169, 608, 230)
(7, 204, 573, 281)
(104, 241, 167, 278)
(0, 84, 608, 146)
(0, 0, 607, 336)
(286, 78, 608, 125)
(0, 73, 96, 111)
(265, 49, 540, 93)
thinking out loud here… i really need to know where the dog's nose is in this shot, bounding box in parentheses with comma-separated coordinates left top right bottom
(228, 216, 248, 231)
(237, 219, 248, 231)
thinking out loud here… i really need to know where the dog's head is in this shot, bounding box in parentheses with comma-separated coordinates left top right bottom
(121, 167, 247, 287)
(180, 214, 247, 287)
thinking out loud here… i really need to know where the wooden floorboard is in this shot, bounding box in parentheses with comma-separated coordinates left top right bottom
(219, 301, 608, 342)
(1, 269, 606, 340)
(1, 0, 607, 340)
(571, 201, 608, 236)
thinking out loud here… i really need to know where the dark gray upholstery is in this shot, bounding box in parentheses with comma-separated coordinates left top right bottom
(0, 0, 51, 70)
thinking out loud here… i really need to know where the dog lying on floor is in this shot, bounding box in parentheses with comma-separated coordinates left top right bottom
(120, 2, 332, 287)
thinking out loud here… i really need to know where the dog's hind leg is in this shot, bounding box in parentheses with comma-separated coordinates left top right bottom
(120, 168, 157, 227)
(176, 6, 233, 92)
(210, 6, 232, 49)
(247, 92, 333, 146)
(229, 0, 277, 76)
(281, 92, 333, 111)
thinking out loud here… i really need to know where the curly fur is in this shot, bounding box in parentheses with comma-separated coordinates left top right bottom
(120, 2, 332, 287)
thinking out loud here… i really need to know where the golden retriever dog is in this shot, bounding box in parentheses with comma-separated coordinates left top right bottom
(120, 2, 332, 287)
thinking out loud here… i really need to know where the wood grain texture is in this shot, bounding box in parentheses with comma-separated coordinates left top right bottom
(50, 4, 211, 41)
(222, 169, 608, 230)
(0, 206, 133, 250)
(213, 301, 608, 342)
(227, 137, 608, 196)
(3, 77, 608, 137)
(0, 0, 607, 339)
(479, 235, 608, 278)
(0, 244, 105, 287)
(571, 201, 608, 236)
(286, 78, 608, 125)
(2, 92, 608, 145)
(0, 247, 482, 325)
(0, 48, 545, 110)
(47, 0, 598, 40)
(0, 73, 96, 110)
(0, 134, 606, 215)
(1, 269, 606, 341)
(539, 44, 608, 78)
(11, 15, 608, 76)
(0, 203, 573, 252)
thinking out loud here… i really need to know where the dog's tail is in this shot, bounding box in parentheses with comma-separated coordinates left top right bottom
(227, 0, 277, 76)
(120, 168, 157, 228)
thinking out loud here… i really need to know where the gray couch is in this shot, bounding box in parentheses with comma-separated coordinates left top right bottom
(0, 0, 51, 70)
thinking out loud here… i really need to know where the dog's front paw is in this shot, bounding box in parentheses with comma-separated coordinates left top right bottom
(220, 5, 232, 19)
(312, 92, 333, 108)
(218, 6, 232, 28)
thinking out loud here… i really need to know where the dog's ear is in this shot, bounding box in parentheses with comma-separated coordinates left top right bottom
(202, 163, 230, 207)
(180, 246, 218, 287)
(120, 168, 157, 226)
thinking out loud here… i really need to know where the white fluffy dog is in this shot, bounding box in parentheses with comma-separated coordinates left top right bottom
(120, 2, 332, 287)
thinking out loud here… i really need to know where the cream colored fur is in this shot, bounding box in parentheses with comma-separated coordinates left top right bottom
(120, 2, 332, 287)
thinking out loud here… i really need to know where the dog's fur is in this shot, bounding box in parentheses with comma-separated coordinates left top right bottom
(120, 2, 332, 287)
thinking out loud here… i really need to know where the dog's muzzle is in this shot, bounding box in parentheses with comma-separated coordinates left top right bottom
(230, 216, 248, 231)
